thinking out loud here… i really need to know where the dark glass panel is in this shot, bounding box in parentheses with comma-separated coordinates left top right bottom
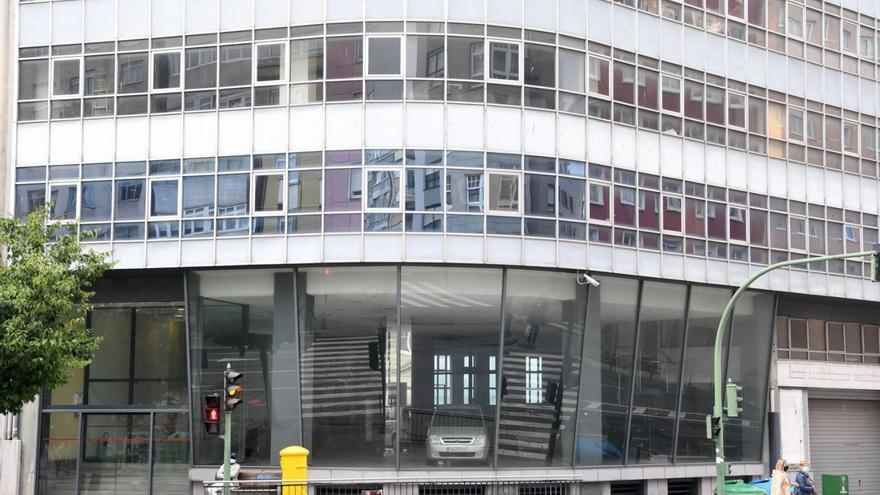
(80, 414, 151, 495)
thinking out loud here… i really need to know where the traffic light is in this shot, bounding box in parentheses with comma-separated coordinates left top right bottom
(204, 393, 221, 434)
(871, 244, 880, 282)
(224, 365, 244, 412)
(725, 380, 743, 418)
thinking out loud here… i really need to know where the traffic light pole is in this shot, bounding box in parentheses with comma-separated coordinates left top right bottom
(223, 410, 232, 495)
(712, 249, 876, 495)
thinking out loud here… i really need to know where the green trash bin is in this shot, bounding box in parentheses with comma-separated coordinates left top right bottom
(822, 474, 850, 495)
(716, 480, 767, 495)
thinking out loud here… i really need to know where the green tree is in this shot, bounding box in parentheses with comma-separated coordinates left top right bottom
(0, 207, 113, 414)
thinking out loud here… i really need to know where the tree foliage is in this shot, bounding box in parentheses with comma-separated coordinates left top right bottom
(0, 207, 113, 414)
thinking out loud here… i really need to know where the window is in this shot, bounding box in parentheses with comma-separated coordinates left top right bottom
(407, 35, 444, 78)
(488, 173, 519, 213)
(558, 48, 585, 93)
(433, 354, 452, 405)
(613, 62, 636, 105)
(367, 37, 402, 76)
(84, 56, 114, 96)
(290, 39, 324, 81)
(524, 356, 543, 404)
(805, 9, 821, 44)
(253, 174, 284, 213)
(684, 80, 703, 120)
(488, 41, 520, 82)
(788, 108, 805, 142)
(255, 42, 286, 83)
(523, 43, 554, 88)
(728, 92, 745, 128)
(153, 52, 181, 90)
(806, 112, 823, 148)
(860, 27, 875, 59)
(843, 121, 859, 155)
(589, 56, 610, 96)
(366, 170, 401, 210)
(219, 44, 253, 86)
(825, 15, 841, 51)
(326, 36, 364, 79)
(446, 171, 483, 212)
(787, 4, 803, 38)
(52, 58, 81, 96)
(768, 102, 786, 140)
(149, 179, 179, 217)
(638, 68, 659, 109)
(288, 171, 321, 213)
(185, 47, 217, 89)
(447, 37, 483, 80)
(662, 76, 681, 113)
(842, 21, 857, 54)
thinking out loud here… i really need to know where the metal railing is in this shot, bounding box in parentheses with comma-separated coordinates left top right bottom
(203, 477, 580, 495)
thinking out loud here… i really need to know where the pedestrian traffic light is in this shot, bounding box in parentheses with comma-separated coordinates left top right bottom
(224, 365, 244, 412)
(204, 393, 221, 434)
(871, 244, 880, 282)
(725, 380, 743, 418)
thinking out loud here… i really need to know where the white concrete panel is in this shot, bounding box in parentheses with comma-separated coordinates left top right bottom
(704, 146, 725, 186)
(845, 277, 864, 301)
(767, 158, 787, 197)
(557, 114, 585, 160)
(149, 114, 183, 159)
(637, 13, 660, 59)
(766, 52, 787, 93)
(364, 235, 402, 261)
(727, 40, 747, 82)
(660, 19, 682, 64)
(805, 63, 823, 102)
(659, 135, 682, 178)
(861, 79, 878, 116)
(747, 45, 767, 86)
(447, 0, 483, 22)
(323, 234, 361, 261)
(216, 239, 249, 265)
(290, 0, 323, 24)
(407, 0, 442, 19)
(747, 155, 767, 194)
(151, 0, 183, 36)
(682, 140, 704, 182)
(52, 1, 83, 44)
(326, 0, 362, 20)
(659, 254, 683, 280)
(184, 113, 218, 157)
(727, 150, 748, 190)
(682, 27, 705, 71)
(186, 0, 217, 32)
(405, 103, 444, 149)
(404, 234, 444, 262)
(523, 110, 555, 156)
(806, 166, 824, 205)
(587, 0, 611, 45)
(612, 6, 637, 52)
(864, 280, 880, 302)
(611, 126, 636, 169)
(612, 248, 637, 275)
(842, 73, 860, 111)
(524, 0, 555, 31)
(82, 119, 116, 162)
(558, 241, 587, 269)
(523, 239, 555, 266)
(787, 162, 806, 202)
(705, 34, 725, 75)
(84, 0, 115, 41)
(768, 270, 788, 292)
(16, 123, 49, 165)
(683, 257, 706, 282)
(289, 105, 324, 151)
(787, 58, 805, 98)
(325, 104, 362, 149)
(843, 174, 861, 210)
(824, 69, 842, 107)
(287, 236, 321, 263)
(253, 107, 288, 153)
(255, 0, 288, 26)
(826, 274, 846, 299)
(486, 106, 520, 153)
(19, 3, 50, 47)
(146, 241, 180, 267)
(861, 178, 878, 214)
(587, 244, 612, 271)
(638, 252, 661, 278)
(220, 0, 252, 31)
(365, 0, 401, 18)
(636, 131, 659, 174)
(251, 237, 286, 264)
(117, 0, 149, 39)
(859, 0, 876, 17)
(365, 103, 403, 148)
(706, 260, 727, 284)
(587, 120, 611, 164)
(49, 121, 82, 164)
(789, 270, 809, 294)
(115, 117, 149, 160)
(821, 169, 842, 207)
(446, 235, 483, 263)
(487, 237, 522, 265)
(558, 0, 586, 37)
(181, 239, 215, 266)
(778, 388, 807, 463)
(809, 273, 828, 297)
(728, 263, 749, 286)
(113, 243, 145, 269)
(218, 110, 253, 155)
(446, 104, 484, 150)
(488, 0, 521, 26)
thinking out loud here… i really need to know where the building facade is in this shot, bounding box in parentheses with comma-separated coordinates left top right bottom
(9, 0, 880, 493)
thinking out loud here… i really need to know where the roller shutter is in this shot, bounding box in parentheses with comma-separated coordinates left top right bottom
(808, 398, 880, 495)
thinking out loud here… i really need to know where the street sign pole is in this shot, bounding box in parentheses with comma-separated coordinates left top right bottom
(223, 409, 232, 495)
(712, 250, 878, 495)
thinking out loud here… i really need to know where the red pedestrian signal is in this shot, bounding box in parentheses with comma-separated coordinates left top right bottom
(204, 393, 221, 435)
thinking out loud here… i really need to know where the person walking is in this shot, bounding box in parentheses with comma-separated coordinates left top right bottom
(796, 460, 816, 495)
(771, 458, 798, 495)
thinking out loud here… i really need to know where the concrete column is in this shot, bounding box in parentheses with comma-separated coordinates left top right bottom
(778, 388, 809, 463)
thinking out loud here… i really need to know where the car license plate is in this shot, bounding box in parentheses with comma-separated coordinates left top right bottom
(447, 447, 468, 453)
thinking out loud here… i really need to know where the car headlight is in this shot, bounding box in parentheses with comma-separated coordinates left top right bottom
(474, 435, 486, 446)
(429, 434, 441, 444)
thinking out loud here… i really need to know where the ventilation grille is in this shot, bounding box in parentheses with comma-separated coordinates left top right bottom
(610, 481, 644, 495)
(667, 479, 699, 495)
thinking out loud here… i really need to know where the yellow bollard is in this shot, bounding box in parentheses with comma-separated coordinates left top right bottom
(279, 446, 309, 495)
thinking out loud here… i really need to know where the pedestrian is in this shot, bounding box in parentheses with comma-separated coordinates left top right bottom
(771, 458, 798, 495)
(796, 460, 816, 495)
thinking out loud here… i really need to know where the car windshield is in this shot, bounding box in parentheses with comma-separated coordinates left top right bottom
(430, 409, 485, 428)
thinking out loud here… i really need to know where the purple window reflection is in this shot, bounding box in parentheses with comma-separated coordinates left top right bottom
(324, 169, 362, 211)
(638, 190, 660, 230)
(326, 37, 363, 79)
(326, 80, 363, 102)
(324, 213, 361, 232)
(326, 150, 363, 167)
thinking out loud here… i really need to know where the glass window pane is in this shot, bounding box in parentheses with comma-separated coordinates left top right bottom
(115, 179, 146, 220)
(19, 59, 49, 100)
(448, 37, 484, 80)
(325, 169, 362, 211)
(489, 41, 519, 81)
(152, 412, 190, 495)
(405, 168, 442, 211)
(217, 174, 249, 216)
(400, 266, 502, 467)
(53, 59, 80, 96)
(524, 174, 555, 217)
(488, 173, 519, 212)
(288, 170, 322, 213)
(118, 53, 149, 93)
(219, 44, 253, 86)
(368, 37, 401, 75)
(183, 176, 215, 217)
(132, 307, 187, 404)
(524, 43, 554, 87)
(88, 308, 132, 384)
(81, 181, 112, 221)
(683, 80, 703, 119)
(589, 57, 610, 96)
(290, 39, 324, 82)
(326, 37, 364, 79)
(558, 49, 585, 93)
(707, 202, 726, 240)
(407, 35, 445, 78)
(366, 170, 400, 209)
(638, 190, 660, 230)
(498, 270, 586, 467)
(185, 47, 217, 89)
(614, 187, 636, 227)
(558, 177, 585, 220)
(153, 52, 181, 89)
(256, 43, 285, 82)
(49, 184, 77, 220)
(151, 180, 179, 216)
(297, 267, 398, 466)
(37, 413, 78, 495)
(446, 170, 483, 212)
(613, 63, 635, 104)
(254, 174, 284, 212)
(83, 55, 115, 96)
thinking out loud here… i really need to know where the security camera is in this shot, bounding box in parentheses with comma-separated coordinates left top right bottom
(576, 272, 600, 287)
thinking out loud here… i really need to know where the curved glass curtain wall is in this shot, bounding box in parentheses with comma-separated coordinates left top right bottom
(187, 265, 774, 468)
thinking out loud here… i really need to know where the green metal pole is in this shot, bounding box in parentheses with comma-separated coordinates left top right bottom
(223, 410, 232, 495)
(713, 250, 875, 495)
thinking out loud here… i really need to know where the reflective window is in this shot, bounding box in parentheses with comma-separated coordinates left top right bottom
(405, 168, 443, 211)
(256, 43, 285, 82)
(254, 174, 284, 212)
(219, 44, 252, 86)
(217, 174, 249, 216)
(613, 63, 635, 104)
(326, 37, 363, 79)
(558, 49, 585, 93)
(80, 414, 151, 495)
(447, 37, 483, 80)
(288, 171, 321, 213)
(523, 43, 554, 87)
(407, 36, 445, 78)
(19, 60, 48, 99)
(325, 169, 362, 211)
(366, 170, 400, 209)
(446, 170, 483, 212)
(81, 181, 112, 221)
(182, 176, 215, 217)
(185, 47, 217, 89)
(150, 180, 178, 217)
(115, 179, 146, 220)
(524, 174, 555, 217)
(489, 41, 519, 81)
(48, 184, 77, 220)
(290, 39, 324, 82)
(368, 37, 401, 75)
(558, 178, 585, 220)
(37, 413, 78, 495)
(52, 59, 80, 96)
(488, 173, 519, 213)
(84, 56, 114, 96)
(118, 53, 148, 93)
(153, 52, 181, 89)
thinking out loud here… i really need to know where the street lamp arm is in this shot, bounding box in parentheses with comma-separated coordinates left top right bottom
(712, 250, 876, 495)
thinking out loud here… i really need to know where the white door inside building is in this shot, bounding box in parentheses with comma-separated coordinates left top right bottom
(809, 398, 880, 495)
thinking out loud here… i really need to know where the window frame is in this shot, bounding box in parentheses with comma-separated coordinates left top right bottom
(150, 49, 183, 93)
(251, 171, 287, 216)
(147, 177, 181, 220)
(487, 171, 522, 216)
(253, 41, 289, 86)
(486, 39, 523, 85)
(51, 56, 83, 99)
(47, 181, 80, 223)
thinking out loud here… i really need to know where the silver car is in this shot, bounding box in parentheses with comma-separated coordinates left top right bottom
(426, 405, 490, 464)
